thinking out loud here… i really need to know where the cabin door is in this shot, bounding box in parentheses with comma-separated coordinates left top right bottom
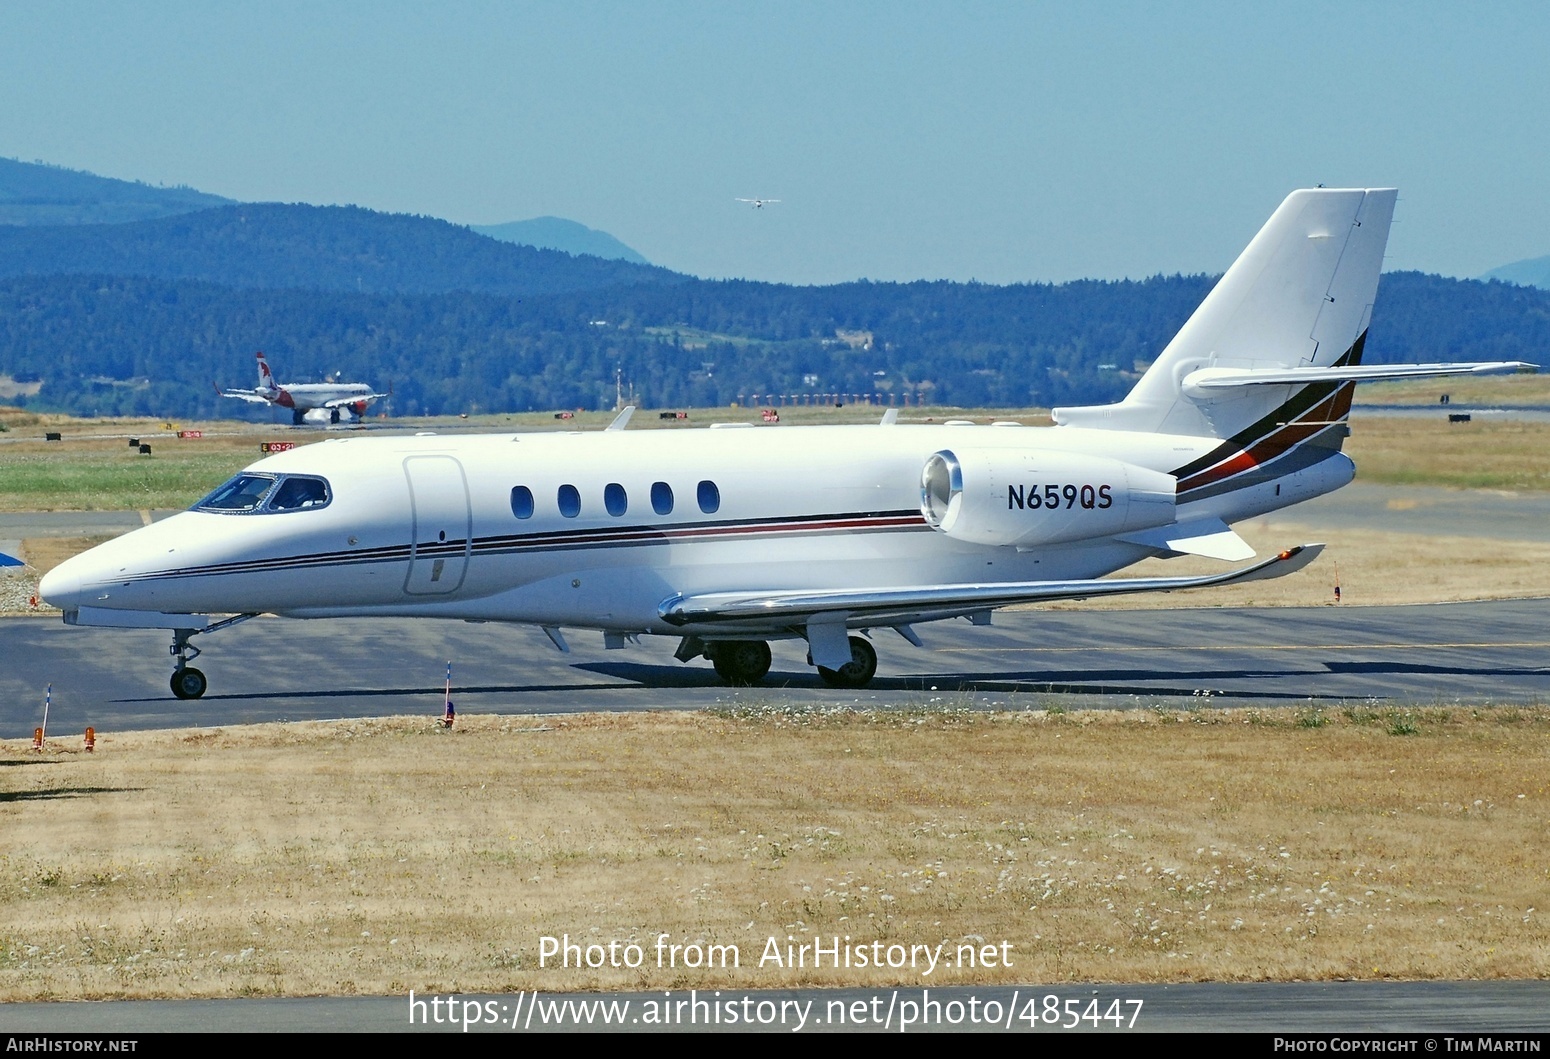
(403, 455, 472, 595)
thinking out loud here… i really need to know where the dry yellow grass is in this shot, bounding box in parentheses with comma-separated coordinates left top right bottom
(1344, 417, 1550, 491)
(2, 707, 1547, 1000)
(1064, 521, 1550, 611)
(1356, 375, 1550, 407)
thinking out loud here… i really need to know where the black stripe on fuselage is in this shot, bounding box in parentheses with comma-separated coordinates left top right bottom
(1169, 331, 1365, 499)
(114, 509, 929, 584)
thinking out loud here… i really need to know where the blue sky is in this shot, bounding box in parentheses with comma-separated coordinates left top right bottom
(2, 2, 1546, 284)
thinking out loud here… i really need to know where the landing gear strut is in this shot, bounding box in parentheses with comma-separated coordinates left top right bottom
(167, 615, 257, 700)
(169, 628, 206, 700)
(709, 640, 772, 686)
(816, 635, 877, 689)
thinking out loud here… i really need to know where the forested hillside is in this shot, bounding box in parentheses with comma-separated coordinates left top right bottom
(472, 217, 650, 265)
(2, 269, 1545, 419)
(0, 157, 231, 226)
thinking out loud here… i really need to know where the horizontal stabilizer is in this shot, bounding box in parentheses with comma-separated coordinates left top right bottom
(659, 544, 1323, 628)
(1116, 517, 1256, 560)
(1182, 361, 1536, 395)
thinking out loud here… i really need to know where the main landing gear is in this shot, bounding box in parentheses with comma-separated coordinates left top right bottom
(814, 635, 877, 690)
(708, 640, 773, 686)
(168, 615, 256, 700)
(680, 634, 879, 689)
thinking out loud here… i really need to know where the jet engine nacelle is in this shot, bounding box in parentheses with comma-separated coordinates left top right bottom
(920, 448, 1177, 547)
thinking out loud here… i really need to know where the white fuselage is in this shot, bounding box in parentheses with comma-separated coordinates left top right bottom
(271, 381, 377, 411)
(39, 422, 1353, 638)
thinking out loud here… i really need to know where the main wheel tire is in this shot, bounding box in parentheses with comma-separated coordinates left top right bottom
(711, 640, 772, 686)
(170, 667, 208, 700)
(817, 635, 877, 689)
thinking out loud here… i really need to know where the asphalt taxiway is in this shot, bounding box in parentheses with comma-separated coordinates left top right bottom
(3, 596, 1548, 737)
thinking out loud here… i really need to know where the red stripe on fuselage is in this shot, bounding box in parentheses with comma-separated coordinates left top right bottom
(1175, 385, 1349, 495)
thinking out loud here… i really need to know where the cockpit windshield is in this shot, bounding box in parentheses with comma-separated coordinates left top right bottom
(193, 473, 332, 514)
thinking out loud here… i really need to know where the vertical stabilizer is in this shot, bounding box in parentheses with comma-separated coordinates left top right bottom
(256, 351, 277, 392)
(1053, 188, 1396, 439)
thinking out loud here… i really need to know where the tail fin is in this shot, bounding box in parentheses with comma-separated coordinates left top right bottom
(1053, 188, 1395, 439)
(256, 351, 277, 392)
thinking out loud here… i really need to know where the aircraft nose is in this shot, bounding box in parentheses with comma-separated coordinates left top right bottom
(39, 559, 84, 610)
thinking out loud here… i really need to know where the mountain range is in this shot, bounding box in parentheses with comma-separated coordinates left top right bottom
(1, 157, 650, 264)
(1480, 255, 1550, 291)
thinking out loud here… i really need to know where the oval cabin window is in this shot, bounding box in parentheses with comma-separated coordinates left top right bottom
(604, 482, 627, 517)
(557, 484, 581, 518)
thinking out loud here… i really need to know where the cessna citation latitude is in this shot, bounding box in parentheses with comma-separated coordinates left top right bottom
(42, 189, 1533, 699)
(218, 351, 388, 425)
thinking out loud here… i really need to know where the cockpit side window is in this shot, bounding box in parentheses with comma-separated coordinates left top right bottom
(195, 474, 276, 512)
(268, 476, 331, 511)
(193, 473, 332, 514)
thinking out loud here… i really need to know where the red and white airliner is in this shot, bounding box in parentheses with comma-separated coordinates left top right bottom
(218, 351, 388, 426)
(44, 189, 1532, 698)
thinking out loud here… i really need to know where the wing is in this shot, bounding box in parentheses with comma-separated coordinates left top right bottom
(321, 392, 388, 408)
(219, 390, 274, 404)
(659, 544, 1323, 630)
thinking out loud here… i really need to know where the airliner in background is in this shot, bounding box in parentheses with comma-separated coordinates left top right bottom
(44, 189, 1533, 699)
(218, 351, 388, 426)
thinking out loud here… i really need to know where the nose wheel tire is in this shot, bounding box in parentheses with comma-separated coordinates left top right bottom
(711, 640, 772, 685)
(171, 667, 208, 700)
(817, 636, 877, 689)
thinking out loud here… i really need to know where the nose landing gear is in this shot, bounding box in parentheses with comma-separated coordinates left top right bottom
(168, 614, 257, 700)
(169, 627, 209, 700)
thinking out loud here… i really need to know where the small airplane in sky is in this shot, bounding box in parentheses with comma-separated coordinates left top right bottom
(43, 188, 1532, 699)
(218, 351, 388, 426)
(735, 198, 780, 208)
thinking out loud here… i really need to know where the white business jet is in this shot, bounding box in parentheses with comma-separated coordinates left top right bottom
(735, 198, 780, 208)
(218, 351, 389, 426)
(41, 189, 1532, 699)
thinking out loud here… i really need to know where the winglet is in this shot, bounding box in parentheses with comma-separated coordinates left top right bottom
(880, 408, 899, 426)
(607, 406, 636, 431)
